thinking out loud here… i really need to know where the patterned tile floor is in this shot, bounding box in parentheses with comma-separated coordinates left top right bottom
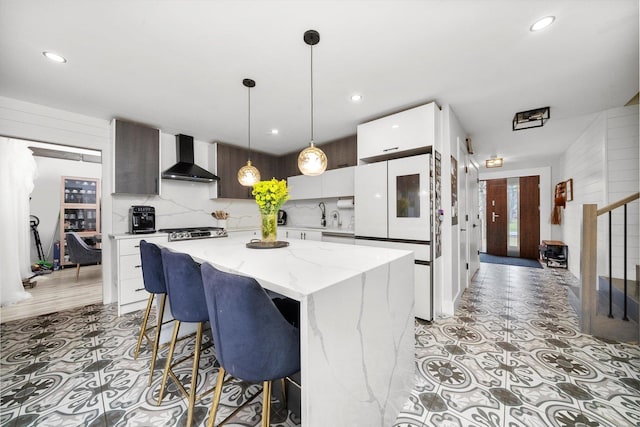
(395, 263, 640, 427)
(2, 262, 639, 426)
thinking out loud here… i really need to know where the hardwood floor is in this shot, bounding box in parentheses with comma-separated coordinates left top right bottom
(0, 265, 102, 323)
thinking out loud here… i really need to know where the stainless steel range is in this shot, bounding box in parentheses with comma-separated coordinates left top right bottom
(158, 226, 228, 242)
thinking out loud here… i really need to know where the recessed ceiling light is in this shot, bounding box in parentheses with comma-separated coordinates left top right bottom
(270, 129, 279, 135)
(530, 16, 555, 32)
(350, 94, 362, 102)
(391, 124, 400, 129)
(42, 51, 67, 63)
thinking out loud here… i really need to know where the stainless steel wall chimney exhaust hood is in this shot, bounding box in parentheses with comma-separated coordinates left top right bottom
(162, 134, 219, 182)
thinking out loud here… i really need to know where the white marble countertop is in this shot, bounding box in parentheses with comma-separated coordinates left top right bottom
(160, 233, 410, 300)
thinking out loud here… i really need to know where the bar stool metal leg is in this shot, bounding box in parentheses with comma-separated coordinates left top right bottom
(134, 293, 155, 360)
(157, 320, 181, 406)
(207, 367, 226, 427)
(148, 294, 167, 386)
(186, 322, 204, 427)
(262, 380, 272, 427)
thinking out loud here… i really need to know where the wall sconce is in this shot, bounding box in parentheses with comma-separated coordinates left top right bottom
(485, 156, 503, 168)
(512, 106, 550, 131)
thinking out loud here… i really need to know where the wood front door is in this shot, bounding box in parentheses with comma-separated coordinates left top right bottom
(519, 176, 540, 259)
(486, 178, 508, 256)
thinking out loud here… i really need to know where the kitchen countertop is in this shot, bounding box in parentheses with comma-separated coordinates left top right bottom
(159, 234, 414, 426)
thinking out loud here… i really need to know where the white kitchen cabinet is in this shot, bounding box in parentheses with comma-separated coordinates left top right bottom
(113, 234, 167, 316)
(354, 161, 388, 238)
(321, 166, 355, 198)
(357, 102, 438, 162)
(288, 167, 356, 200)
(281, 228, 322, 241)
(288, 174, 322, 200)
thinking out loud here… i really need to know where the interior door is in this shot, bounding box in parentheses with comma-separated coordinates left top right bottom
(486, 178, 508, 256)
(468, 164, 480, 276)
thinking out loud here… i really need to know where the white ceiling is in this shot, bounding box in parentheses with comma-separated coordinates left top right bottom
(0, 0, 637, 171)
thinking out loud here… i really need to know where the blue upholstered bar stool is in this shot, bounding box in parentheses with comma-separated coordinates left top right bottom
(200, 263, 300, 427)
(158, 248, 215, 427)
(134, 240, 169, 386)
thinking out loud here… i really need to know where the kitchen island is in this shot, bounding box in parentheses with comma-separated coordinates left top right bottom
(160, 234, 414, 427)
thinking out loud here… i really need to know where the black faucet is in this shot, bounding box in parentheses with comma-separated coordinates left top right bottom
(318, 202, 326, 227)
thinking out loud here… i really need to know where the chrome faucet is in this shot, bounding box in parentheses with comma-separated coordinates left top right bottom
(318, 202, 326, 227)
(330, 210, 342, 228)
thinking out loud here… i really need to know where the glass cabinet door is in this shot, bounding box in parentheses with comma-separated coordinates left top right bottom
(63, 208, 97, 232)
(63, 178, 98, 204)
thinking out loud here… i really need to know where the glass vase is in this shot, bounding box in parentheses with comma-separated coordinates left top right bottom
(261, 211, 278, 243)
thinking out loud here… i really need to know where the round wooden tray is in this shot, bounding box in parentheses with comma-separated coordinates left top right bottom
(246, 240, 290, 249)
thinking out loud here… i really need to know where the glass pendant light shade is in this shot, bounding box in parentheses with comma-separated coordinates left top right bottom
(298, 143, 327, 176)
(238, 78, 260, 186)
(298, 29, 328, 176)
(238, 160, 261, 185)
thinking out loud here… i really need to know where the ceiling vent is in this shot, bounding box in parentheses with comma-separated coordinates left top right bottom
(512, 106, 550, 131)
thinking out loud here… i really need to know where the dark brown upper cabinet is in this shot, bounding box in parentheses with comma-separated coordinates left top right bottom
(216, 143, 280, 199)
(280, 134, 357, 178)
(214, 134, 355, 199)
(113, 119, 160, 195)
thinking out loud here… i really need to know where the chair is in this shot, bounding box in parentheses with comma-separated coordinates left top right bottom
(65, 232, 101, 281)
(158, 248, 215, 427)
(200, 263, 300, 427)
(134, 240, 169, 386)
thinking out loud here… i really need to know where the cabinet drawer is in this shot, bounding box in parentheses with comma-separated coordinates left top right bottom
(119, 254, 143, 280)
(118, 235, 167, 256)
(119, 277, 149, 305)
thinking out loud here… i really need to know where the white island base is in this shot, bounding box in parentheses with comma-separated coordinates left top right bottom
(161, 235, 415, 427)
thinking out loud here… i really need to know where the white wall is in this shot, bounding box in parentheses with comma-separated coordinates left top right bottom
(554, 105, 638, 279)
(606, 106, 639, 280)
(440, 105, 468, 316)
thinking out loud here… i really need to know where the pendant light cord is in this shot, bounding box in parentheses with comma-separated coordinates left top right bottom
(310, 43, 314, 145)
(247, 85, 252, 161)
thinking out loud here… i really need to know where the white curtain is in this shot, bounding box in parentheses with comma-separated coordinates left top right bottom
(0, 138, 37, 306)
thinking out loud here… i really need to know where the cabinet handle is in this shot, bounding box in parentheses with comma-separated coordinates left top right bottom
(383, 146, 399, 152)
(135, 288, 145, 292)
(134, 245, 140, 248)
(134, 265, 142, 268)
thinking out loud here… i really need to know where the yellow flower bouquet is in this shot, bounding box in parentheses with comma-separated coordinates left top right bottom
(252, 178, 289, 242)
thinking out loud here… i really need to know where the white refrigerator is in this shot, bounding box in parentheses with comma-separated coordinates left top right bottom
(354, 153, 433, 320)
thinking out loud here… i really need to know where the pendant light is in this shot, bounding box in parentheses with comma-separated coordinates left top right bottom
(297, 29, 327, 176)
(237, 78, 261, 186)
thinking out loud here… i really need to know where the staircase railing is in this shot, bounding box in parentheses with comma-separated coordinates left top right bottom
(581, 192, 639, 337)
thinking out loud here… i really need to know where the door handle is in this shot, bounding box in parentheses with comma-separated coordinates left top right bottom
(492, 212, 500, 222)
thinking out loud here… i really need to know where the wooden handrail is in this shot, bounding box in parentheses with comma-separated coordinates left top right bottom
(597, 192, 639, 216)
